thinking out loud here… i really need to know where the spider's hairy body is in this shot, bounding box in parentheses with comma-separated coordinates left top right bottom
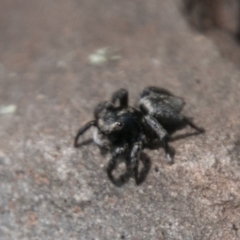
(74, 86, 204, 184)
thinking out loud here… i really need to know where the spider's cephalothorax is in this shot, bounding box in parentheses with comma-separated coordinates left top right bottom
(74, 87, 204, 184)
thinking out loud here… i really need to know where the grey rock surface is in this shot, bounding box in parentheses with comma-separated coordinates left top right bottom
(1, 0, 240, 239)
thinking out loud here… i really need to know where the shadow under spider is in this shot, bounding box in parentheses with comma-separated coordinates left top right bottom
(169, 130, 203, 142)
(167, 120, 205, 142)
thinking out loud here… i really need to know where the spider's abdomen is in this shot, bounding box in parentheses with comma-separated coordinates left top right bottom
(139, 94, 185, 129)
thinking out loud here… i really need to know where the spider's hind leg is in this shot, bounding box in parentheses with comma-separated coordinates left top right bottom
(184, 116, 205, 133)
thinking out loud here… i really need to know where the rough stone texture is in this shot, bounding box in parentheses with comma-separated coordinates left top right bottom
(1, 0, 240, 239)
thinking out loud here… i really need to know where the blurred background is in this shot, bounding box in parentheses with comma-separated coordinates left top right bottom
(1, 0, 240, 239)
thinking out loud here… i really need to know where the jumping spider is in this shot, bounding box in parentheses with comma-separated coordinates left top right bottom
(74, 86, 204, 184)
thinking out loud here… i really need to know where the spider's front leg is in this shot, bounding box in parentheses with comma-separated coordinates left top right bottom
(144, 115, 173, 164)
(130, 141, 143, 180)
(111, 88, 128, 108)
(107, 144, 128, 178)
(74, 120, 96, 147)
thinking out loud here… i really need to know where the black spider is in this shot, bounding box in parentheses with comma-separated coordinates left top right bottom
(74, 86, 204, 185)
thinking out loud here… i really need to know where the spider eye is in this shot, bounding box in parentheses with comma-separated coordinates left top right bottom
(116, 122, 123, 127)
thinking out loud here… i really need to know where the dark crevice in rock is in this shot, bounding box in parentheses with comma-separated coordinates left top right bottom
(183, 0, 240, 66)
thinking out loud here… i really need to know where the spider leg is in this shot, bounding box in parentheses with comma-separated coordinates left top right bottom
(107, 144, 128, 178)
(74, 120, 96, 147)
(94, 101, 107, 118)
(153, 109, 204, 133)
(184, 116, 205, 133)
(130, 141, 142, 180)
(94, 101, 115, 118)
(111, 88, 128, 108)
(144, 115, 172, 164)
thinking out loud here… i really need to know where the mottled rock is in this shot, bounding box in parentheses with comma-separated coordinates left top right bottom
(0, 0, 240, 239)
